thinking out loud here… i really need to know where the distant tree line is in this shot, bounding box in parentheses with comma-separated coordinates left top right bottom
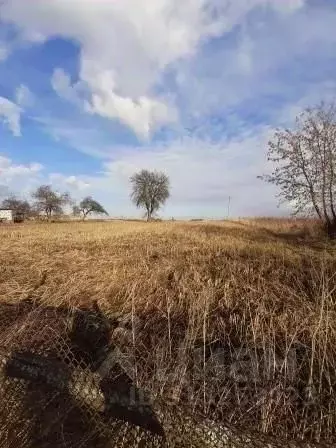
(0, 186, 109, 222)
(0, 169, 170, 222)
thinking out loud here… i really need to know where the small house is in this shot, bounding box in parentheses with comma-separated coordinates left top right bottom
(0, 209, 25, 223)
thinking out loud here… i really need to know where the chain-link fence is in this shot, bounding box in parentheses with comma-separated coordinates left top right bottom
(0, 300, 333, 447)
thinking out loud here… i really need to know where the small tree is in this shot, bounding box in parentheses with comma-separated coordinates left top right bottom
(260, 102, 336, 238)
(130, 169, 170, 221)
(73, 196, 108, 220)
(1, 195, 31, 216)
(32, 185, 70, 221)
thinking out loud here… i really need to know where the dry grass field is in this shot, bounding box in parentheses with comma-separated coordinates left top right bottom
(0, 218, 336, 442)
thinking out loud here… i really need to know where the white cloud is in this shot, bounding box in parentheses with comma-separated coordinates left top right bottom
(51, 68, 72, 99)
(0, 155, 43, 195)
(271, 0, 305, 14)
(0, 44, 9, 61)
(0, 97, 22, 136)
(0, 87, 33, 136)
(51, 68, 176, 139)
(15, 84, 34, 107)
(51, 68, 84, 105)
(86, 92, 176, 140)
(34, 115, 112, 158)
(0, 154, 91, 201)
(49, 173, 90, 191)
(172, 3, 336, 120)
(0, 0, 306, 137)
(0, 155, 42, 179)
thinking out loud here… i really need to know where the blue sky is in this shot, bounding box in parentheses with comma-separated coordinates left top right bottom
(0, 0, 336, 218)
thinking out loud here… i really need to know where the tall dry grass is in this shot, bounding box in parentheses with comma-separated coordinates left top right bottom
(0, 219, 335, 442)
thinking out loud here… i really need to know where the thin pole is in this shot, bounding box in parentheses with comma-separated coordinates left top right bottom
(227, 196, 231, 219)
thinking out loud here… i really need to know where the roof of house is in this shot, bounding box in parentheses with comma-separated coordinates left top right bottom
(0, 209, 23, 213)
(0, 209, 25, 214)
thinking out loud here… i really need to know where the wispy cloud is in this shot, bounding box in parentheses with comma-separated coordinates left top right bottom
(0, 154, 89, 200)
(34, 115, 116, 159)
(0, 85, 35, 136)
(0, 44, 9, 62)
(173, 3, 336, 123)
(15, 84, 34, 108)
(0, 155, 42, 178)
(0, 154, 43, 197)
(0, 96, 22, 136)
(49, 173, 90, 192)
(51, 68, 83, 106)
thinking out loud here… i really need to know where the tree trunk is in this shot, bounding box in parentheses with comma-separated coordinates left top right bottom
(330, 194, 336, 221)
(326, 218, 336, 239)
(311, 193, 323, 220)
(82, 208, 92, 221)
(327, 162, 336, 221)
(325, 129, 336, 221)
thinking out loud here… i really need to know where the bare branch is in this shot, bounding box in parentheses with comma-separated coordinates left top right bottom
(260, 102, 336, 238)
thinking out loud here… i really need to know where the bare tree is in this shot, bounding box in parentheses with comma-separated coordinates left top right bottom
(73, 196, 108, 220)
(260, 102, 336, 238)
(130, 170, 170, 221)
(1, 195, 31, 216)
(32, 185, 71, 221)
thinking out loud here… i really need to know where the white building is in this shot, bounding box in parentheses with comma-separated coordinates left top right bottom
(0, 209, 14, 222)
(0, 209, 24, 223)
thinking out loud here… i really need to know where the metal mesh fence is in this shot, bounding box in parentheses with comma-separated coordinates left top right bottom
(0, 300, 332, 448)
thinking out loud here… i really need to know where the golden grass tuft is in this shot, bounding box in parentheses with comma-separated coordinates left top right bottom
(0, 219, 335, 442)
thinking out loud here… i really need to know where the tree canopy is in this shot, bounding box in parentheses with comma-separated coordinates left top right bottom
(1, 196, 31, 216)
(32, 185, 70, 221)
(130, 169, 170, 221)
(73, 196, 108, 220)
(260, 102, 336, 237)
